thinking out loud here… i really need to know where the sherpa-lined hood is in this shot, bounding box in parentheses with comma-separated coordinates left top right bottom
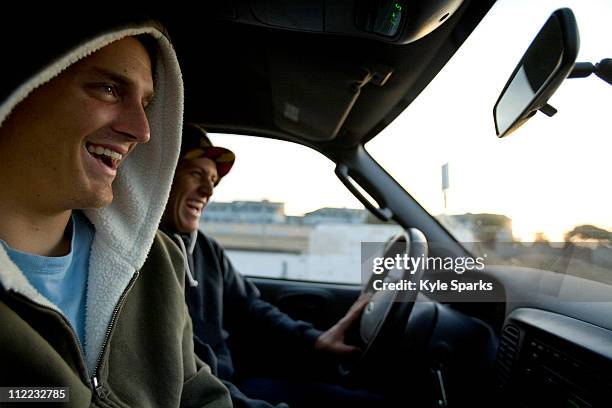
(0, 17, 183, 374)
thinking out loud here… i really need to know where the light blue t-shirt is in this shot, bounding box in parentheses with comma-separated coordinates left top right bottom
(1, 211, 94, 347)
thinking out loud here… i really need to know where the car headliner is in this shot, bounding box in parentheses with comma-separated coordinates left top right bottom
(158, 0, 496, 154)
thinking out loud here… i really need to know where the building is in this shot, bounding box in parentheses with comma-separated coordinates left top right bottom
(203, 201, 367, 226)
(202, 200, 285, 224)
(302, 207, 367, 225)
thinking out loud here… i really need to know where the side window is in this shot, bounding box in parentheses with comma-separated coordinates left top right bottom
(201, 134, 402, 284)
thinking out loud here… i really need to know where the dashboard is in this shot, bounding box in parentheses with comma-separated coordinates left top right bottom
(497, 308, 612, 408)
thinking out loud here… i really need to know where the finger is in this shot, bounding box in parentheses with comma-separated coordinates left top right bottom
(356, 294, 372, 309)
(336, 317, 354, 331)
(346, 295, 371, 314)
(335, 294, 374, 331)
(336, 298, 371, 331)
(352, 293, 373, 310)
(335, 344, 362, 355)
(345, 295, 371, 318)
(343, 307, 365, 324)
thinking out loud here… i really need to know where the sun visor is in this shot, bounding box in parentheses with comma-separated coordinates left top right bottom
(269, 53, 389, 142)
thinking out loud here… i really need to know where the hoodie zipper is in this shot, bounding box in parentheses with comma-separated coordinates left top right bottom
(91, 270, 139, 399)
(7, 271, 140, 399)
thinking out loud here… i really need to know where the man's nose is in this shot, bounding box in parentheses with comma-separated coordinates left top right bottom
(112, 98, 151, 144)
(198, 180, 214, 197)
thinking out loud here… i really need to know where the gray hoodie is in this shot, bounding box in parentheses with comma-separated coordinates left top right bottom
(0, 15, 231, 407)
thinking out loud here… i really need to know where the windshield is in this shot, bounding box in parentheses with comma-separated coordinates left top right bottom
(366, 0, 611, 283)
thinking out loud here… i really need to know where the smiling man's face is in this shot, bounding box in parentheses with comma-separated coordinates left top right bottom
(0, 37, 154, 211)
(164, 156, 218, 234)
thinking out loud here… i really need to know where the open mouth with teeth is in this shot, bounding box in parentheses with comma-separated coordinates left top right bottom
(86, 143, 123, 170)
(186, 199, 205, 216)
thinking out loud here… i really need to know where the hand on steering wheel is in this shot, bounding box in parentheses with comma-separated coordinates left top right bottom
(314, 293, 372, 355)
(340, 228, 428, 376)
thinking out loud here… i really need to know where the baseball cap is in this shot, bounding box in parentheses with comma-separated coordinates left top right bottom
(179, 123, 235, 184)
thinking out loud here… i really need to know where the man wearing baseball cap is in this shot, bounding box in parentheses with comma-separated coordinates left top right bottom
(161, 124, 377, 407)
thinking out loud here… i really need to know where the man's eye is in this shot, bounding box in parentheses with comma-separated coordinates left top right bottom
(89, 83, 119, 101)
(101, 84, 118, 97)
(191, 171, 202, 179)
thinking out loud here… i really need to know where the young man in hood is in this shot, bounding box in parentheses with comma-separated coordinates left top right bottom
(162, 124, 378, 407)
(0, 17, 230, 407)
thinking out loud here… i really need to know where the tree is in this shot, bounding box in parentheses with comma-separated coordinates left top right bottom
(564, 225, 612, 243)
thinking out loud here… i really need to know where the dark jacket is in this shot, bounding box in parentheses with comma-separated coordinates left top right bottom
(168, 230, 323, 407)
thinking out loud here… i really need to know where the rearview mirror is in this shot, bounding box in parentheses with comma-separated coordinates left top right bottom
(493, 8, 579, 138)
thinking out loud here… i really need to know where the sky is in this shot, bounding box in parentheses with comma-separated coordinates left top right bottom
(210, 0, 611, 242)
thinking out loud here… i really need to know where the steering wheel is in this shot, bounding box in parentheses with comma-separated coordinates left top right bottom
(341, 228, 428, 376)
